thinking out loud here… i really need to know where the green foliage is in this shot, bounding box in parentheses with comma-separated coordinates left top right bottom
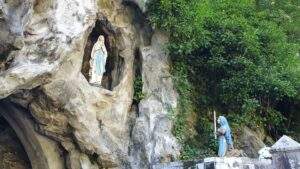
(133, 76, 145, 103)
(170, 62, 200, 159)
(169, 61, 218, 159)
(171, 63, 193, 141)
(149, 0, 300, 159)
(180, 144, 200, 160)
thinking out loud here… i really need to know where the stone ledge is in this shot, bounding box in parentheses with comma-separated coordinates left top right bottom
(152, 157, 272, 169)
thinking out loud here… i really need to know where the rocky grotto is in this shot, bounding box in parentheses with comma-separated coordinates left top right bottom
(0, 0, 299, 169)
(0, 0, 179, 168)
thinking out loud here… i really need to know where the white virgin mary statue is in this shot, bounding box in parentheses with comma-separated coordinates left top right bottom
(89, 36, 108, 86)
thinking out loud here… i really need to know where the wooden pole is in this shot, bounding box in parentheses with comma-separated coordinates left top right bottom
(214, 110, 217, 139)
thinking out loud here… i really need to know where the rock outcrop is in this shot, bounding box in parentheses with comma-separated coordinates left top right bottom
(0, 101, 65, 169)
(130, 31, 180, 168)
(0, 0, 180, 168)
(0, 0, 97, 98)
(238, 127, 266, 158)
(123, 0, 149, 12)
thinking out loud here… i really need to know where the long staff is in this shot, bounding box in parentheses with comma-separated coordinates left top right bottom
(214, 110, 217, 139)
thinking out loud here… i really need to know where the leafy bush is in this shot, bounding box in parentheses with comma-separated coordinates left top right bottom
(133, 76, 145, 103)
(149, 0, 300, 159)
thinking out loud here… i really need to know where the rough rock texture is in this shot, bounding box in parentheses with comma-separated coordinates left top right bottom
(0, 101, 65, 169)
(0, 0, 97, 98)
(0, 0, 180, 168)
(130, 31, 180, 168)
(124, 0, 149, 12)
(238, 127, 265, 158)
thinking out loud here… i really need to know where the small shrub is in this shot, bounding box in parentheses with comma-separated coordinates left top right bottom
(133, 76, 145, 103)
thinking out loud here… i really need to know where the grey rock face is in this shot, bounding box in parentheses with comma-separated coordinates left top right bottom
(239, 127, 265, 158)
(0, 0, 32, 49)
(0, 0, 97, 98)
(130, 31, 180, 169)
(0, 101, 65, 169)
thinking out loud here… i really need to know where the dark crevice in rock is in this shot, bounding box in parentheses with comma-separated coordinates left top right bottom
(57, 143, 69, 169)
(0, 44, 18, 71)
(128, 105, 138, 142)
(81, 19, 125, 91)
(9, 88, 73, 161)
(133, 48, 143, 105)
(87, 153, 99, 165)
(0, 100, 67, 169)
(128, 50, 141, 156)
(0, 115, 31, 169)
(128, 48, 150, 169)
(8, 89, 36, 110)
(123, 1, 153, 46)
(102, 49, 125, 90)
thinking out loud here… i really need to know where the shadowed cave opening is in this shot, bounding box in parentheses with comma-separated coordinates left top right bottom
(0, 115, 31, 169)
(0, 44, 17, 72)
(81, 20, 125, 90)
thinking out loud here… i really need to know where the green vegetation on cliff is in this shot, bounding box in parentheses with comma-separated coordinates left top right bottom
(148, 0, 300, 159)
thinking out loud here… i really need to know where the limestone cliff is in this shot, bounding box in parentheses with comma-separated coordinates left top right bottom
(0, 0, 180, 169)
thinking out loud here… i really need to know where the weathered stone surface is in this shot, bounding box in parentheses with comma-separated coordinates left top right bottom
(239, 127, 265, 158)
(64, 145, 99, 169)
(36, 1, 141, 167)
(124, 0, 149, 12)
(0, 101, 64, 169)
(0, 0, 31, 48)
(270, 135, 300, 169)
(130, 31, 180, 169)
(0, 0, 97, 98)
